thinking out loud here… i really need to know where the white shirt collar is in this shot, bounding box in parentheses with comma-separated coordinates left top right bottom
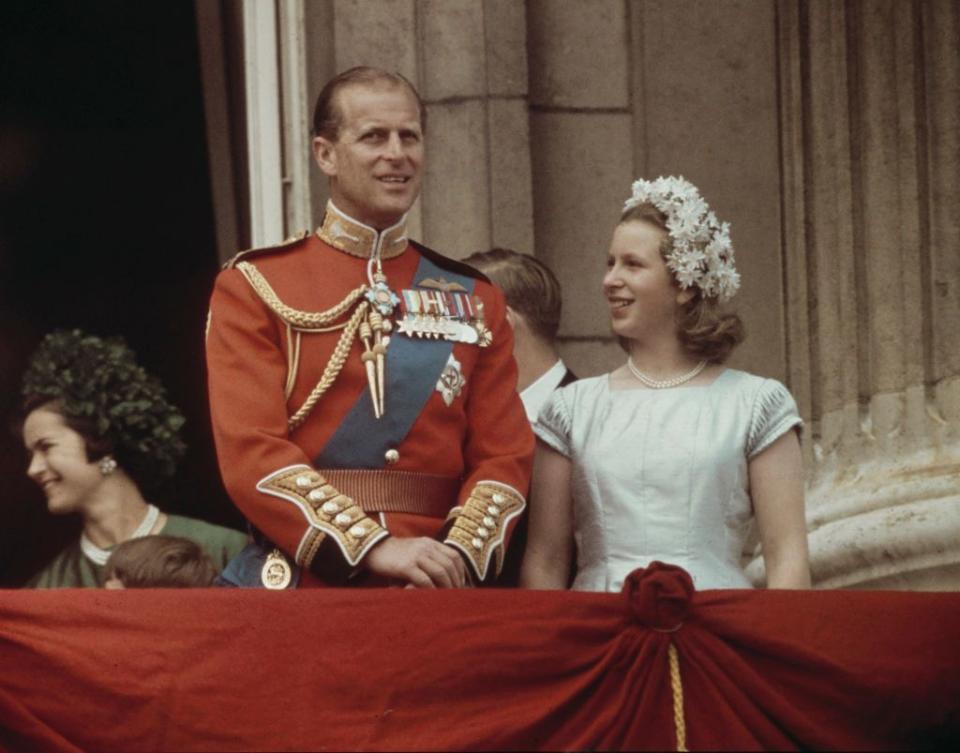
(79, 503, 161, 566)
(520, 359, 567, 423)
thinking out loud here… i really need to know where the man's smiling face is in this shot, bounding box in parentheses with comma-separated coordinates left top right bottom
(313, 82, 424, 230)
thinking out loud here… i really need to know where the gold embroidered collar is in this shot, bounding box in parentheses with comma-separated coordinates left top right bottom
(316, 201, 409, 260)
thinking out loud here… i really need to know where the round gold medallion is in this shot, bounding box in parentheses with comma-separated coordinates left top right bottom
(260, 549, 292, 590)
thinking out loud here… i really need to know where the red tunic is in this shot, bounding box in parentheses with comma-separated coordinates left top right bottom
(206, 223, 533, 586)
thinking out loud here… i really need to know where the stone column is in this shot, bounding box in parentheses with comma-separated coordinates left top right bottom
(527, 0, 635, 373)
(417, 0, 534, 257)
(746, 0, 960, 590)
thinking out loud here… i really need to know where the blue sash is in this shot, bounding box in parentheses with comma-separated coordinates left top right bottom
(315, 254, 475, 469)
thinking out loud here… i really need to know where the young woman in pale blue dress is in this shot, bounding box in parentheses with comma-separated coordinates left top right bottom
(520, 177, 810, 592)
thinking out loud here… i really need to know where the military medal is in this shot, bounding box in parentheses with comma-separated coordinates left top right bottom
(261, 548, 292, 589)
(397, 289, 490, 347)
(365, 277, 400, 316)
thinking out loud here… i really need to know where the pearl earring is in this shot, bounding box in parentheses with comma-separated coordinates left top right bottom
(99, 456, 118, 476)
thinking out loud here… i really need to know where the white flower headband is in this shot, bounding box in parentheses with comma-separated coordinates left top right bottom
(623, 176, 740, 302)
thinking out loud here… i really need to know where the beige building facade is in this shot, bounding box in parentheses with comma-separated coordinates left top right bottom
(196, 0, 959, 590)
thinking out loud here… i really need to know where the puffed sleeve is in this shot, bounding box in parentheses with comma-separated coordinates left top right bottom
(747, 379, 803, 458)
(533, 387, 573, 458)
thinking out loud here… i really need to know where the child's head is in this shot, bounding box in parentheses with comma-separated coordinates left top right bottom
(104, 535, 218, 588)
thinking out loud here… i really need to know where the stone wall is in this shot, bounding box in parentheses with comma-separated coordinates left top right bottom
(217, 0, 960, 589)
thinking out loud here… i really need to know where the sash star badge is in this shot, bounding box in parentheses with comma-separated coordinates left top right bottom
(436, 354, 466, 406)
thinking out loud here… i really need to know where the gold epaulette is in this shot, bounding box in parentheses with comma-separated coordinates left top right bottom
(257, 465, 389, 568)
(223, 230, 312, 269)
(444, 481, 526, 582)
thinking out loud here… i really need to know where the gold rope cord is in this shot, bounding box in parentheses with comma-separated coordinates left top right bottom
(236, 261, 366, 329)
(668, 642, 688, 752)
(283, 325, 301, 400)
(288, 301, 369, 431)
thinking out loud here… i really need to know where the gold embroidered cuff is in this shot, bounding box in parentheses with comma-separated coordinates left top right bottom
(444, 481, 525, 581)
(299, 528, 326, 569)
(257, 465, 389, 568)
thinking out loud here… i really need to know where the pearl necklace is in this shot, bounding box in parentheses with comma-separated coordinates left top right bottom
(627, 357, 708, 389)
(80, 503, 160, 566)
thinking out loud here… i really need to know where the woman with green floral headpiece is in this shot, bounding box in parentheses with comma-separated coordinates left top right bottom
(19, 330, 248, 588)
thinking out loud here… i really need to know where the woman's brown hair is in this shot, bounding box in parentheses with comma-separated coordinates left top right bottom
(619, 203, 745, 364)
(105, 535, 218, 588)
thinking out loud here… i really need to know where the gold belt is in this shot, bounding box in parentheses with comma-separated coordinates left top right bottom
(318, 469, 460, 518)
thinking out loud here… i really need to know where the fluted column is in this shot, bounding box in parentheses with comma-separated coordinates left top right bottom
(747, 0, 960, 590)
(924, 1, 960, 417)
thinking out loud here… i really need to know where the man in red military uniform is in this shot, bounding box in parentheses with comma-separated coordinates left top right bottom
(206, 67, 533, 588)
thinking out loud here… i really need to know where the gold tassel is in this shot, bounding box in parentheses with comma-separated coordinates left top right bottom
(668, 642, 687, 752)
(358, 319, 381, 418)
(369, 311, 387, 417)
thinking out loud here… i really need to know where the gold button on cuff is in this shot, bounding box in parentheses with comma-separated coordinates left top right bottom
(258, 465, 389, 567)
(385, 449, 400, 464)
(444, 482, 527, 582)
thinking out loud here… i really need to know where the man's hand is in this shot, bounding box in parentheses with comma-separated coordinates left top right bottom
(365, 537, 468, 588)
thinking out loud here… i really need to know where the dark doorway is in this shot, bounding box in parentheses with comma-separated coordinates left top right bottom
(0, 0, 243, 586)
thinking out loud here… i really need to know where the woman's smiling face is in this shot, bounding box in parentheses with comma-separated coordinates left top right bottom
(603, 220, 682, 342)
(23, 406, 105, 515)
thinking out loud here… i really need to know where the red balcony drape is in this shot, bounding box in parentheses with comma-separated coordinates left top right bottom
(1, 564, 957, 752)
